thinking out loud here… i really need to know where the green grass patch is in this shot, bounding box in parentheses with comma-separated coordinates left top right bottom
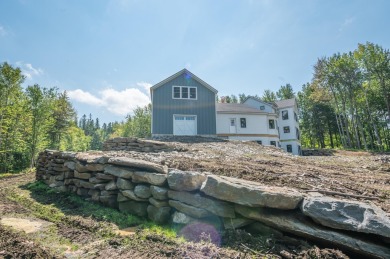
(0, 168, 35, 179)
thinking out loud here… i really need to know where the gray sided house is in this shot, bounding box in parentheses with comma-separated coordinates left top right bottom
(150, 69, 218, 136)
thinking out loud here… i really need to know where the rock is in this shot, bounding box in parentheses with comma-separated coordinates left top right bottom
(235, 204, 390, 259)
(301, 196, 390, 238)
(75, 153, 110, 164)
(54, 186, 67, 193)
(104, 165, 133, 179)
(75, 163, 90, 173)
(132, 171, 167, 186)
(147, 205, 171, 224)
(64, 161, 76, 170)
(94, 184, 106, 190)
(108, 157, 167, 174)
(150, 186, 169, 200)
(88, 190, 100, 202)
(101, 190, 117, 196)
(167, 170, 206, 191)
(245, 222, 284, 238)
(119, 201, 148, 217)
(168, 200, 213, 218)
(77, 187, 89, 196)
(134, 185, 151, 199)
(85, 163, 105, 171)
(74, 170, 92, 180)
(54, 173, 64, 181)
(64, 171, 74, 178)
(105, 180, 118, 191)
(168, 190, 235, 218)
(149, 197, 169, 208)
(121, 190, 149, 202)
(89, 177, 107, 184)
(79, 180, 95, 189)
(96, 173, 115, 180)
(100, 195, 118, 208)
(172, 211, 195, 224)
(200, 175, 303, 210)
(117, 178, 134, 190)
(117, 193, 129, 202)
(223, 217, 254, 230)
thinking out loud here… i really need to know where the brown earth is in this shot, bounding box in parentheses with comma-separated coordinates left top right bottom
(106, 140, 390, 212)
(3, 140, 389, 258)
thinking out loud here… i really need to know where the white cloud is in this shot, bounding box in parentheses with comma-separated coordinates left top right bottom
(339, 17, 355, 32)
(15, 61, 44, 80)
(68, 87, 150, 116)
(136, 81, 152, 93)
(0, 26, 6, 36)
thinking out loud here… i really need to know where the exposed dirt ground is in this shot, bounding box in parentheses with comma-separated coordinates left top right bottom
(110, 140, 390, 212)
(2, 140, 389, 258)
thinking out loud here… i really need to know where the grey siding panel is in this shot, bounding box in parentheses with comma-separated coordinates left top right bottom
(152, 73, 216, 135)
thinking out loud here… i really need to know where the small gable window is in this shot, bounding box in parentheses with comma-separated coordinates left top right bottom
(172, 86, 197, 100)
(283, 126, 290, 133)
(260, 105, 265, 110)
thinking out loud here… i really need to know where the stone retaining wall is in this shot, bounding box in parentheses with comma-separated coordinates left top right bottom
(36, 150, 390, 258)
(102, 137, 175, 152)
(302, 149, 334, 156)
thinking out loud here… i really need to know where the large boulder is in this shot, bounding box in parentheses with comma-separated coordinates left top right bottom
(132, 171, 167, 186)
(150, 186, 169, 200)
(134, 185, 152, 199)
(167, 170, 207, 191)
(119, 201, 148, 217)
(121, 190, 149, 202)
(104, 165, 133, 179)
(200, 175, 303, 210)
(105, 180, 118, 191)
(74, 170, 92, 180)
(168, 200, 213, 219)
(149, 197, 169, 208)
(301, 196, 390, 238)
(116, 178, 134, 190)
(235, 204, 390, 259)
(147, 205, 171, 224)
(168, 190, 235, 218)
(108, 157, 167, 174)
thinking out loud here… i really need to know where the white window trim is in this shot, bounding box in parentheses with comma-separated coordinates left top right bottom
(172, 86, 197, 100)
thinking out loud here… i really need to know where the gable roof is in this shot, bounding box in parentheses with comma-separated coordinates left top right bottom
(217, 103, 273, 114)
(150, 68, 218, 94)
(274, 98, 296, 108)
(242, 96, 278, 109)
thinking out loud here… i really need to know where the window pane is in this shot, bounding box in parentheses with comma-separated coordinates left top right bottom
(173, 87, 180, 98)
(270, 141, 276, 146)
(269, 120, 275, 129)
(186, 116, 195, 120)
(182, 87, 188, 98)
(190, 88, 196, 99)
(287, 145, 292, 152)
(282, 110, 288, 120)
(240, 118, 246, 128)
(260, 105, 265, 110)
(284, 126, 290, 133)
(175, 116, 185, 120)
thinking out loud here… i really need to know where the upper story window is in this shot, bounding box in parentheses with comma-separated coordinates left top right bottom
(240, 118, 246, 128)
(296, 127, 300, 140)
(294, 112, 298, 122)
(173, 86, 197, 100)
(269, 119, 275, 129)
(283, 126, 290, 133)
(260, 105, 265, 110)
(282, 110, 289, 120)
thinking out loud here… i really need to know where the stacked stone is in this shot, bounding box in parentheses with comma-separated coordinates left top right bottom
(36, 151, 390, 258)
(102, 137, 175, 152)
(302, 149, 333, 156)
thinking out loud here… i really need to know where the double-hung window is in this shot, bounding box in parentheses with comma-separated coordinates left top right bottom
(173, 86, 197, 100)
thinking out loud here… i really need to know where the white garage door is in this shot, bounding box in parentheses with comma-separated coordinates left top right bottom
(173, 115, 197, 135)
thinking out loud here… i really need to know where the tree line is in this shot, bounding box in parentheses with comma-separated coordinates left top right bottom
(0, 62, 151, 173)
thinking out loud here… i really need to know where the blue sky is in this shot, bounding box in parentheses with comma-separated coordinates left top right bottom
(1, 0, 389, 123)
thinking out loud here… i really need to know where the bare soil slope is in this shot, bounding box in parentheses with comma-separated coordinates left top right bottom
(108, 140, 390, 212)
